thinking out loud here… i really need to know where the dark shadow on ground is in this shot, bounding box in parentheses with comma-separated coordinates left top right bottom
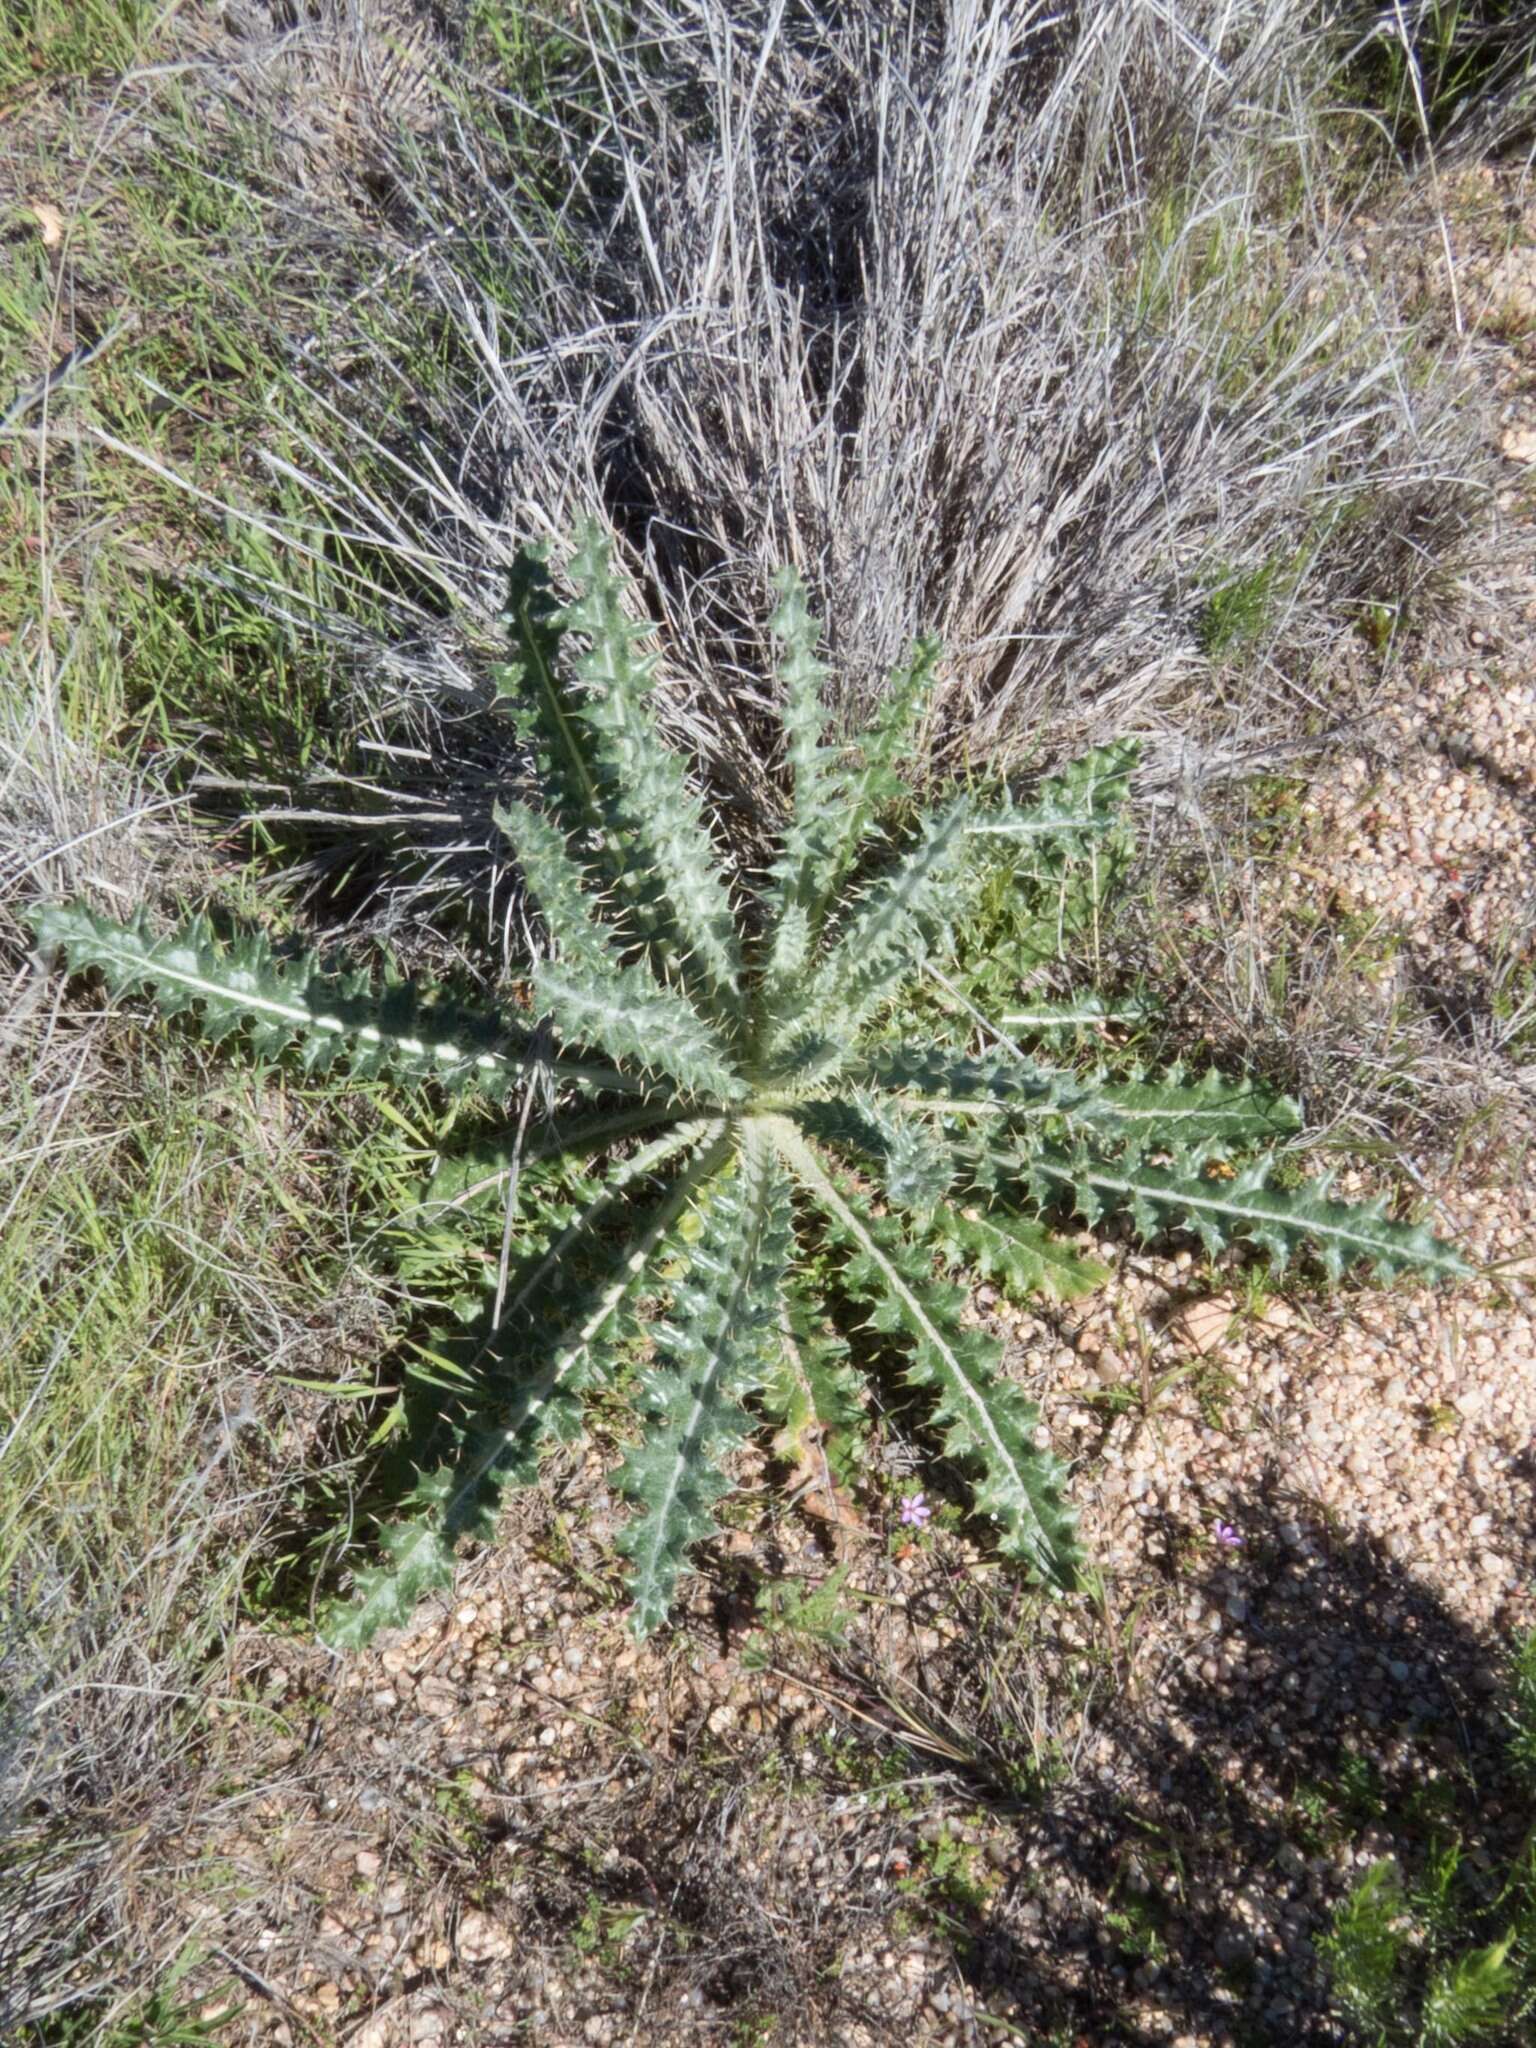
(866, 1491, 1536, 2045)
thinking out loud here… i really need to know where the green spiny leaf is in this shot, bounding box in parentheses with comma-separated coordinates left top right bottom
(931, 1202, 1105, 1304)
(853, 1044, 1069, 1110)
(1060, 1065, 1301, 1148)
(762, 1286, 868, 1490)
(767, 633, 942, 995)
(968, 740, 1139, 844)
(494, 798, 629, 977)
(1029, 1147, 1469, 1281)
(36, 556, 1472, 1656)
(420, 1103, 679, 1217)
(493, 546, 600, 838)
(854, 1046, 1297, 1152)
(828, 635, 942, 859)
(761, 566, 842, 987)
(532, 952, 743, 1104)
(768, 1117, 1079, 1586)
(28, 901, 576, 1098)
(556, 523, 743, 1021)
(496, 796, 741, 1100)
(616, 1122, 794, 1634)
(793, 1093, 956, 1213)
(324, 1127, 730, 1649)
(1001, 995, 1152, 1031)
(323, 1512, 461, 1655)
(766, 797, 976, 1082)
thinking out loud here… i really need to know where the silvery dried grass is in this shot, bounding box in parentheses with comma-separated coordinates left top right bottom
(247, 0, 1487, 829)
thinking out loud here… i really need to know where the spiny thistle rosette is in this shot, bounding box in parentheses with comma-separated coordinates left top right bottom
(32, 528, 1469, 1643)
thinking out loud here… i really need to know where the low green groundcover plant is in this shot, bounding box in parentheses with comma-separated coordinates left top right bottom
(32, 529, 1467, 1642)
(1322, 1637, 1536, 2044)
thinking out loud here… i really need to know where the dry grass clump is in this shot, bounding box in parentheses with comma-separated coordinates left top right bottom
(0, 940, 395, 2039)
(2, 0, 429, 1930)
(0, 625, 397, 2042)
(249, 0, 1489, 824)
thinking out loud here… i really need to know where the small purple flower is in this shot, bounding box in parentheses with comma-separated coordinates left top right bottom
(899, 1493, 932, 1529)
(1212, 1519, 1243, 1550)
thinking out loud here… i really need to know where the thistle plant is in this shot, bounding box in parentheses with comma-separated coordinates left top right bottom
(31, 529, 1467, 1644)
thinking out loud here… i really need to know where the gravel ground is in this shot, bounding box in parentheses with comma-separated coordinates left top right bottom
(119, 174, 1536, 2048)
(158, 1149, 1536, 2048)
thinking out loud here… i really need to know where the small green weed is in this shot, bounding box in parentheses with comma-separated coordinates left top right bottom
(1505, 1631, 1536, 1786)
(433, 1768, 489, 1843)
(729, 2015, 778, 2048)
(1197, 561, 1285, 660)
(1193, 1361, 1241, 1430)
(1322, 1635, 1536, 2044)
(1105, 1890, 1171, 1967)
(743, 1565, 861, 1667)
(570, 1893, 649, 1970)
(898, 1823, 994, 1928)
(18, 1942, 239, 2046)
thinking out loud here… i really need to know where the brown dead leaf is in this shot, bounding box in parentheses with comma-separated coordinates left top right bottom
(28, 200, 64, 248)
(774, 1418, 864, 1554)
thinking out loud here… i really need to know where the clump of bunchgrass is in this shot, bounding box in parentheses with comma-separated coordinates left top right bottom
(221, 0, 1487, 842)
(1336, 0, 1536, 159)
